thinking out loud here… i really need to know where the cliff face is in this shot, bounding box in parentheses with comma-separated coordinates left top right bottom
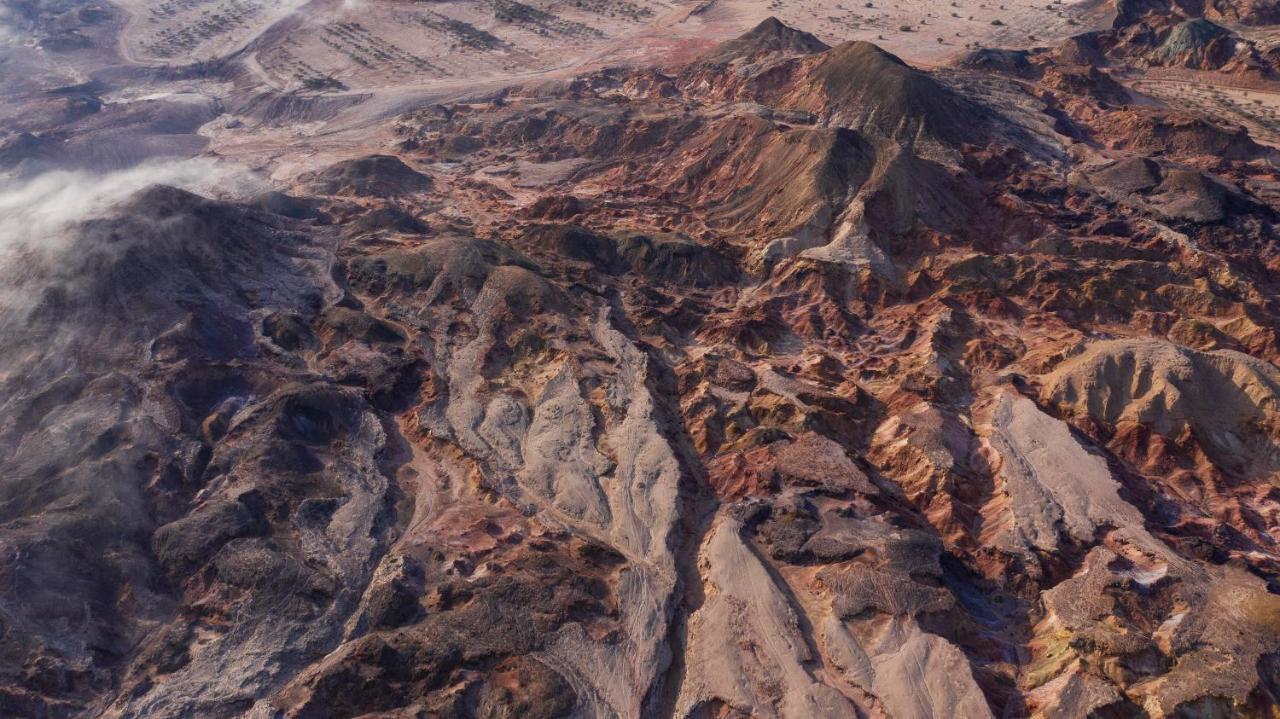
(5, 7, 1280, 719)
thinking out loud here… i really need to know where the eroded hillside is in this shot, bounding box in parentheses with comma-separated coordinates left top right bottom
(5, 0, 1280, 718)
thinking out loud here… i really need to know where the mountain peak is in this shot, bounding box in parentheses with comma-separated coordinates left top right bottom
(801, 40, 983, 146)
(704, 16, 830, 64)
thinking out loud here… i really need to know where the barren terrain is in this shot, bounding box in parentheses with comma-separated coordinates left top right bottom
(6, 0, 1280, 717)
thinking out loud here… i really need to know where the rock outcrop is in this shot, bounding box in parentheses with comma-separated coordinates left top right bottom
(6, 9, 1280, 719)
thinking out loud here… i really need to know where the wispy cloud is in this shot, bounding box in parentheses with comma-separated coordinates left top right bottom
(0, 157, 266, 322)
(0, 3, 25, 47)
(0, 157, 264, 256)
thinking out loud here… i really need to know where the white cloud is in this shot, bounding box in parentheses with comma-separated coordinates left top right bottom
(0, 3, 25, 47)
(0, 157, 265, 255)
(0, 157, 267, 320)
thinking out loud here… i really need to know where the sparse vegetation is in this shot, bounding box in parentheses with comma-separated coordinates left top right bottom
(420, 13, 505, 51)
(569, 0, 655, 22)
(322, 22, 447, 76)
(492, 0, 604, 39)
(142, 0, 261, 59)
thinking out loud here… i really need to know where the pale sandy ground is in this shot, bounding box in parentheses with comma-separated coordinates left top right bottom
(141, 0, 1110, 172)
(114, 0, 310, 63)
(118, 0, 1111, 87)
(680, 0, 1108, 66)
(1110, 21, 1280, 150)
(1129, 76, 1280, 146)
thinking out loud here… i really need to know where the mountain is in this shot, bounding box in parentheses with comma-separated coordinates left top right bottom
(702, 16, 830, 64)
(4, 2, 1280, 718)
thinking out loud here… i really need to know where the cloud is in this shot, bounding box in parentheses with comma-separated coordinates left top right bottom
(0, 158, 267, 321)
(0, 3, 25, 47)
(0, 157, 265, 256)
